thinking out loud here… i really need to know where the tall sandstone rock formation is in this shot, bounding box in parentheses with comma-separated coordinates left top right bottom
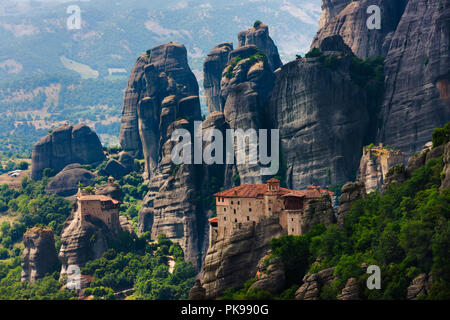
(31, 124, 105, 180)
(379, 0, 450, 156)
(119, 42, 200, 171)
(221, 45, 276, 185)
(58, 200, 121, 278)
(237, 22, 282, 72)
(312, 0, 408, 58)
(356, 145, 405, 193)
(203, 42, 233, 113)
(268, 37, 372, 189)
(202, 217, 284, 299)
(21, 227, 59, 283)
(122, 43, 218, 269)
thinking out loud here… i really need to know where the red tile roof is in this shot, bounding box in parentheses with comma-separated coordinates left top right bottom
(214, 184, 332, 199)
(78, 194, 120, 204)
(208, 217, 218, 224)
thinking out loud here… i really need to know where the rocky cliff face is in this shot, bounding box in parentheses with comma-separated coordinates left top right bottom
(203, 42, 233, 113)
(318, 0, 351, 29)
(268, 37, 372, 189)
(21, 227, 59, 283)
(378, 0, 450, 156)
(201, 217, 283, 299)
(237, 23, 282, 72)
(356, 145, 405, 193)
(119, 42, 200, 175)
(312, 0, 408, 58)
(31, 124, 105, 180)
(221, 45, 276, 185)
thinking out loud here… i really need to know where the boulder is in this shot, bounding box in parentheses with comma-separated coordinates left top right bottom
(295, 267, 336, 300)
(94, 180, 123, 201)
(102, 159, 128, 179)
(249, 252, 286, 295)
(45, 164, 95, 197)
(337, 277, 360, 300)
(31, 124, 105, 180)
(189, 279, 207, 300)
(407, 273, 432, 300)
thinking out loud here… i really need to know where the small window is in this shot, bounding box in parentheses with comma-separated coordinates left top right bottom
(269, 208, 272, 211)
(292, 229, 294, 232)
(231, 201, 234, 205)
(224, 208, 226, 212)
(238, 201, 240, 205)
(247, 216, 250, 221)
(224, 217, 227, 221)
(249, 208, 252, 212)
(234, 209, 236, 214)
(292, 218, 294, 222)
(235, 218, 237, 223)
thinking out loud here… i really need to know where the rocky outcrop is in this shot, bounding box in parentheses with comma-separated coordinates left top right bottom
(295, 267, 336, 300)
(138, 119, 205, 269)
(301, 193, 336, 234)
(378, 0, 450, 156)
(202, 217, 283, 299)
(407, 273, 432, 300)
(337, 277, 360, 300)
(337, 181, 366, 227)
(441, 142, 450, 190)
(268, 37, 372, 189)
(58, 200, 120, 278)
(101, 159, 128, 179)
(357, 145, 405, 193)
(21, 227, 59, 283)
(318, 0, 351, 29)
(312, 0, 408, 58)
(237, 22, 282, 72)
(204, 42, 233, 112)
(45, 164, 95, 197)
(189, 279, 207, 300)
(31, 124, 105, 180)
(248, 251, 286, 295)
(381, 163, 407, 192)
(94, 179, 123, 201)
(119, 42, 200, 176)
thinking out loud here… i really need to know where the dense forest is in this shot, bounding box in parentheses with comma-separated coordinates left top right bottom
(222, 125, 450, 300)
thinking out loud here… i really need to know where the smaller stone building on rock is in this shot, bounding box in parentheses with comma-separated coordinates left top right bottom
(76, 189, 121, 233)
